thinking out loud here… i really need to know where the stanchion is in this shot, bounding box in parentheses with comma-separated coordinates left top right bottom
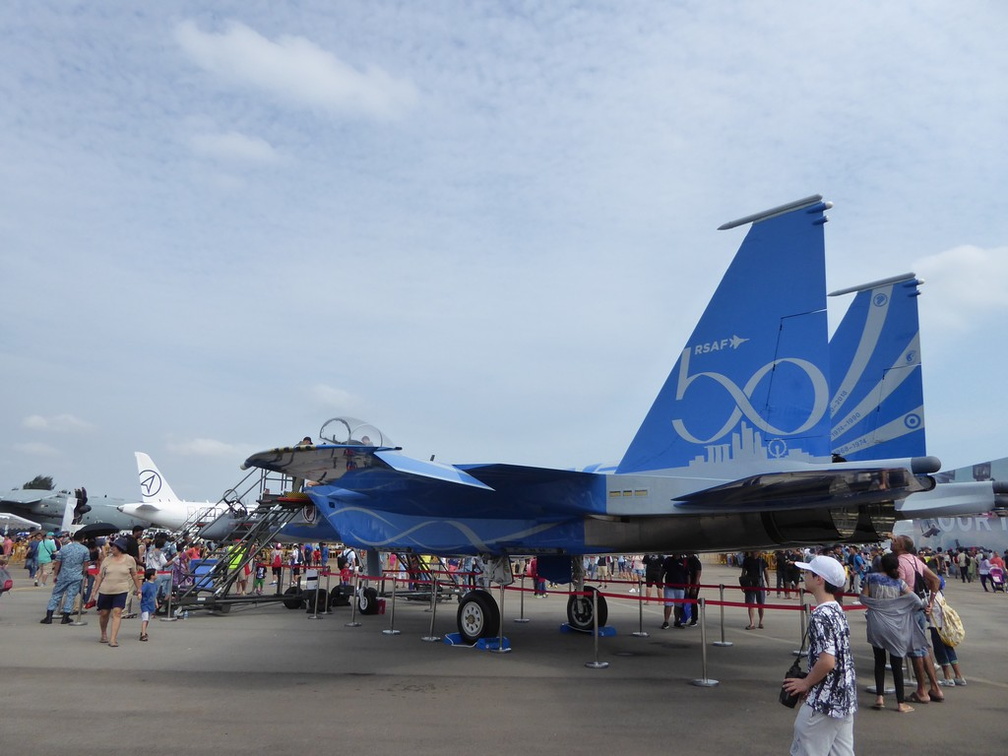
(490, 583, 510, 653)
(514, 575, 530, 623)
(308, 572, 323, 620)
(345, 573, 362, 627)
(422, 574, 441, 642)
(69, 575, 88, 627)
(383, 575, 401, 635)
(585, 588, 609, 669)
(712, 583, 732, 647)
(793, 602, 808, 657)
(690, 598, 719, 687)
(324, 568, 332, 614)
(632, 576, 649, 637)
(159, 571, 177, 623)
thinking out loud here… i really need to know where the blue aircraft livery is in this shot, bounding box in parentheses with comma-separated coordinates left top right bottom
(616, 198, 831, 474)
(245, 196, 948, 563)
(829, 274, 925, 461)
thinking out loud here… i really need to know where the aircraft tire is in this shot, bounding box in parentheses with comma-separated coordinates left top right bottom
(305, 589, 329, 614)
(456, 589, 500, 644)
(283, 586, 306, 610)
(329, 586, 351, 607)
(357, 586, 380, 615)
(567, 586, 608, 632)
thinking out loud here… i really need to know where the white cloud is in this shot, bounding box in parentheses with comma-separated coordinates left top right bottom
(190, 130, 282, 164)
(21, 414, 93, 433)
(175, 20, 418, 119)
(915, 245, 1008, 333)
(13, 442, 60, 456)
(166, 438, 247, 458)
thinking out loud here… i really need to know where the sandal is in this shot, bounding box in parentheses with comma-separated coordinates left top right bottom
(907, 693, 929, 704)
(99, 638, 108, 644)
(108, 641, 119, 648)
(139, 634, 148, 642)
(897, 703, 915, 713)
(871, 703, 885, 710)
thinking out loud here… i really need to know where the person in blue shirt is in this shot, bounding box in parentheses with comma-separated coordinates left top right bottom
(140, 568, 159, 641)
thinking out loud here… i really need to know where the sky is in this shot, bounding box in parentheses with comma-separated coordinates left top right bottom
(2, 1, 1007, 502)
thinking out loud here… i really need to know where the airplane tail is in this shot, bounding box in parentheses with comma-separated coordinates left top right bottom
(135, 452, 182, 503)
(828, 274, 925, 460)
(617, 196, 832, 475)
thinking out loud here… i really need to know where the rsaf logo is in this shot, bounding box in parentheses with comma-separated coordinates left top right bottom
(139, 469, 162, 497)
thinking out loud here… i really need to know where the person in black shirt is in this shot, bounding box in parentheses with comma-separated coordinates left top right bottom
(660, 554, 690, 629)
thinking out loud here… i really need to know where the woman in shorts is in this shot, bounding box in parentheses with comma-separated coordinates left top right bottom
(89, 537, 142, 647)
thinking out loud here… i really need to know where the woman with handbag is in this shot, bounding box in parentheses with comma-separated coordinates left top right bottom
(927, 578, 967, 687)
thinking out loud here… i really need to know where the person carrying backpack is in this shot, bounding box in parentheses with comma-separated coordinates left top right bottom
(892, 535, 944, 704)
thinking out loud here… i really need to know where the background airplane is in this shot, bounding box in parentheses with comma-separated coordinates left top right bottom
(117, 452, 230, 531)
(243, 195, 983, 641)
(0, 487, 143, 532)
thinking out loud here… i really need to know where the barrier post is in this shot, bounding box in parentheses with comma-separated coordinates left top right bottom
(345, 573, 362, 628)
(514, 575, 530, 623)
(490, 583, 511, 653)
(422, 572, 441, 642)
(308, 570, 323, 620)
(69, 574, 88, 627)
(712, 583, 732, 647)
(793, 602, 808, 657)
(585, 588, 609, 669)
(690, 598, 719, 687)
(324, 568, 332, 613)
(159, 571, 177, 623)
(382, 574, 401, 635)
(632, 576, 649, 637)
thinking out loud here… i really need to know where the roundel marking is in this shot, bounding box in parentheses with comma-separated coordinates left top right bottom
(904, 413, 922, 430)
(139, 469, 162, 497)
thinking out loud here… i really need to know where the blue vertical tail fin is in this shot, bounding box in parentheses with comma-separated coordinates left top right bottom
(617, 196, 832, 475)
(829, 274, 925, 460)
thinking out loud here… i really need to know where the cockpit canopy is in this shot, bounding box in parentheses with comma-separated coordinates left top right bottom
(318, 417, 392, 447)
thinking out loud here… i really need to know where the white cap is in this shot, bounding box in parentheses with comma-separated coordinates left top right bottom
(794, 555, 846, 588)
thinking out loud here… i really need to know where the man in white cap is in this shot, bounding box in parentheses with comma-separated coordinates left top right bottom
(782, 554, 857, 755)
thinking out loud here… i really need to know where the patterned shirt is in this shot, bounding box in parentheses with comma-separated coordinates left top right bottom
(805, 601, 857, 718)
(54, 541, 90, 580)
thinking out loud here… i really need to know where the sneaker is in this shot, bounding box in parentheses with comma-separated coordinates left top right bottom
(938, 679, 955, 687)
(661, 621, 669, 629)
(954, 678, 967, 686)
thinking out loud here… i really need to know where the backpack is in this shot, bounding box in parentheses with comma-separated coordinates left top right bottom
(936, 595, 965, 647)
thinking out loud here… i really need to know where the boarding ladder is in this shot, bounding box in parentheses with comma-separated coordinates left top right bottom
(391, 553, 465, 602)
(173, 469, 310, 610)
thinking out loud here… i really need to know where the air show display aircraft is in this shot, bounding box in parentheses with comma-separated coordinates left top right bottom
(117, 453, 230, 531)
(243, 195, 986, 643)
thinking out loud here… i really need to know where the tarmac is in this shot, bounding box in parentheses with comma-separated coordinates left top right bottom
(1, 562, 1005, 755)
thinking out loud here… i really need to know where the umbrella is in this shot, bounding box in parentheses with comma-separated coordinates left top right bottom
(73, 522, 120, 538)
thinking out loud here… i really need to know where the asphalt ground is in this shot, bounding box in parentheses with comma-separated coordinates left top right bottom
(1, 562, 1005, 755)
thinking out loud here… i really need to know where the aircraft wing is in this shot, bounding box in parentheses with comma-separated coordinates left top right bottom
(671, 465, 935, 515)
(0, 511, 42, 529)
(243, 445, 494, 491)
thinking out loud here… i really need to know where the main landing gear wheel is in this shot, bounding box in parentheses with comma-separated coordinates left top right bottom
(567, 586, 608, 632)
(457, 589, 501, 644)
(305, 589, 329, 614)
(357, 586, 380, 615)
(283, 586, 306, 610)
